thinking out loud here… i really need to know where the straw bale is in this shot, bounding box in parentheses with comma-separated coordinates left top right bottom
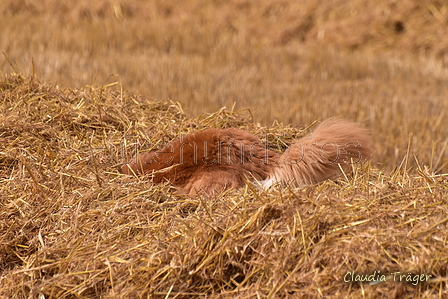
(1, 74, 447, 298)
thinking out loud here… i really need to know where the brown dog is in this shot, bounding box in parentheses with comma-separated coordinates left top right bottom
(121, 119, 372, 194)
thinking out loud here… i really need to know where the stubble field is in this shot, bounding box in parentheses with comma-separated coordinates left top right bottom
(1, 0, 447, 298)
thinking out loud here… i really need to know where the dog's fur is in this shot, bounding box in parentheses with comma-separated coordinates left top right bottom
(121, 119, 372, 194)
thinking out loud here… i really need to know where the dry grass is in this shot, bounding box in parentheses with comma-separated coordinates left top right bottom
(1, 0, 448, 298)
(1, 74, 447, 298)
(1, 0, 447, 171)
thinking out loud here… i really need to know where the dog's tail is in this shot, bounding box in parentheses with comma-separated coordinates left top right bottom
(263, 118, 373, 188)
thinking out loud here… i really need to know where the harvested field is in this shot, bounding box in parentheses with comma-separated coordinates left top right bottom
(0, 74, 447, 298)
(1, 0, 448, 298)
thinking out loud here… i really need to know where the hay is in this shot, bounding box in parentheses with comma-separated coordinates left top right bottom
(2, 0, 448, 173)
(0, 74, 447, 298)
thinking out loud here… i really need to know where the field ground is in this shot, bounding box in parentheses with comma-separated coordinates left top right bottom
(1, 0, 447, 298)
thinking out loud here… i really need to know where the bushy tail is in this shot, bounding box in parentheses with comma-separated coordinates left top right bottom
(266, 118, 373, 186)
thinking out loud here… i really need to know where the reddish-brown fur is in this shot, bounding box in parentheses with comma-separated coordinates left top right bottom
(121, 119, 373, 194)
(268, 118, 373, 186)
(122, 128, 279, 194)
